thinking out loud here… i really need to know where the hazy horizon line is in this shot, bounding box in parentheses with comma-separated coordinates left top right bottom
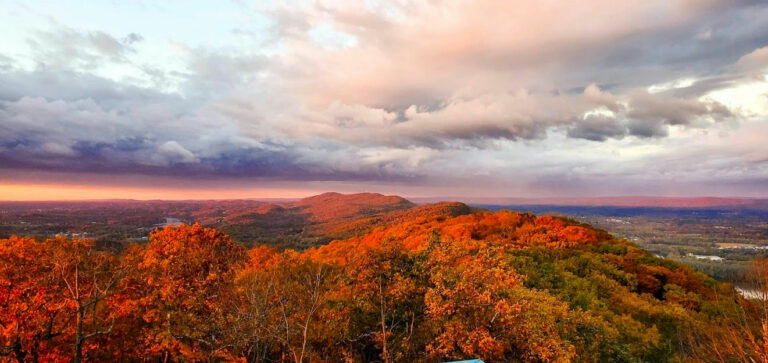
(2, 193, 767, 204)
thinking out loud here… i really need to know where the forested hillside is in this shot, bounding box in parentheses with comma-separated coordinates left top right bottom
(0, 193, 464, 250)
(1, 201, 765, 362)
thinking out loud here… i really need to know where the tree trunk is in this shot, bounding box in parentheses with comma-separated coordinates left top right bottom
(379, 277, 390, 363)
(74, 308, 84, 363)
(11, 339, 26, 363)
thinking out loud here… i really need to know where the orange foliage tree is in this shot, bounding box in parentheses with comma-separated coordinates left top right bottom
(233, 250, 345, 363)
(122, 224, 246, 361)
(0, 236, 122, 362)
(344, 239, 428, 362)
(421, 234, 577, 362)
(1, 236, 66, 362)
(47, 237, 122, 363)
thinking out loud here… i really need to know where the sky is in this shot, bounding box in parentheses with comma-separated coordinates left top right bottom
(1, 0, 768, 200)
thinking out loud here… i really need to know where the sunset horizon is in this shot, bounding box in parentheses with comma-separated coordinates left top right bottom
(3, 181, 768, 202)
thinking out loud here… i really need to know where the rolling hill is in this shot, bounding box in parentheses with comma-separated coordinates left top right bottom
(0, 192, 474, 249)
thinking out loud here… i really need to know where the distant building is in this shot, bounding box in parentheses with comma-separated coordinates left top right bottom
(154, 217, 183, 228)
(687, 253, 724, 261)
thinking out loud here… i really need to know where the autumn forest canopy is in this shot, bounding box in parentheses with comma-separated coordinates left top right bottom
(1, 193, 767, 362)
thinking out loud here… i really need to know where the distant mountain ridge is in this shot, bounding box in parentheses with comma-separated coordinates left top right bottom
(5, 194, 767, 209)
(4, 192, 768, 252)
(294, 192, 414, 221)
(413, 196, 768, 208)
(0, 192, 474, 249)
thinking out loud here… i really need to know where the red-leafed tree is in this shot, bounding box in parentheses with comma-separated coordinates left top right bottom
(124, 224, 246, 361)
(1, 236, 65, 362)
(47, 237, 122, 363)
(1, 236, 123, 363)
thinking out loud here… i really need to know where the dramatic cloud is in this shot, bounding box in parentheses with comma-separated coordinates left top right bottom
(0, 0, 767, 196)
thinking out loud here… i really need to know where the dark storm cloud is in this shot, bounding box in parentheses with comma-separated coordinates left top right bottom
(625, 90, 734, 137)
(567, 115, 626, 142)
(0, 72, 418, 182)
(564, 87, 733, 141)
